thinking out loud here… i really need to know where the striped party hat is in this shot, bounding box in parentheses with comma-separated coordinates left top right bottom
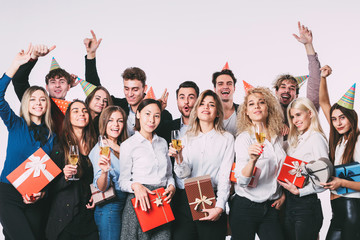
(222, 62, 230, 71)
(50, 57, 61, 71)
(295, 75, 309, 88)
(337, 84, 356, 110)
(78, 77, 97, 96)
(144, 87, 156, 100)
(52, 98, 71, 115)
(243, 80, 254, 94)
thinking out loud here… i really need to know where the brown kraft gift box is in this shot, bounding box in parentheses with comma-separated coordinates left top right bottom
(184, 175, 216, 221)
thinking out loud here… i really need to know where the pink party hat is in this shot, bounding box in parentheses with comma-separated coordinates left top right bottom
(337, 83, 356, 110)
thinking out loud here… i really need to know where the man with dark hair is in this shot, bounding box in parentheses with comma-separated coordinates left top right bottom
(163, 81, 200, 143)
(12, 44, 77, 135)
(83, 30, 172, 137)
(274, 22, 321, 127)
(212, 67, 238, 136)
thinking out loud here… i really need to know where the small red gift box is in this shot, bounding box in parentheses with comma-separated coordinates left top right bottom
(230, 163, 260, 188)
(131, 187, 175, 232)
(277, 156, 307, 188)
(6, 148, 62, 196)
(184, 175, 216, 221)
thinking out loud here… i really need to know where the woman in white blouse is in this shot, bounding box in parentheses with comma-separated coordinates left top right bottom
(119, 99, 175, 240)
(230, 87, 285, 240)
(277, 97, 328, 240)
(169, 89, 234, 240)
(319, 66, 360, 240)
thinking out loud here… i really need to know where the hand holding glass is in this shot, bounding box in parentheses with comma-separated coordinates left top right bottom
(99, 135, 111, 172)
(254, 123, 266, 158)
(68, 145, 79, 180)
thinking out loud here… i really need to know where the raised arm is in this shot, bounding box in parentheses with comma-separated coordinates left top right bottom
(12, 44, 55, 101)
(84, 30, 102, 86)
(319, 65, 332, 124)
(293, 21, 321, 110)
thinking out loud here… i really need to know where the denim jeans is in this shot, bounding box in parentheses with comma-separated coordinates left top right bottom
(94, 189, 127, 240)
(229, 195, 284, 240)
(284, 192, 323, 240)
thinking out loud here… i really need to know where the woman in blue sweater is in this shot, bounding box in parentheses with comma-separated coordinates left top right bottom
(0, 46, 56, 240)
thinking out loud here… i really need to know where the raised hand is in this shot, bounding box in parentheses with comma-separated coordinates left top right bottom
(320, 65, 332, 78)
(6, 44, 34, 78)
(293, 21, 313, 45)
(84, 30, 102, 59)
(158, 88, 169, 111)
(70, 74, 79, 88)
(30, 44, 56, 60)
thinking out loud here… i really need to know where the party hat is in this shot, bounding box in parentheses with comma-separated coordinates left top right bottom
(52, 98, 71, 115)
(144, 87, 156, 100)
(78, 77, 97, 97)
(295, 75, 309, 88)
(50, 57, 61, 71)
(222, 62, 229, 71)
(242, 80, 254, 94)
(337, 83, 356, 110)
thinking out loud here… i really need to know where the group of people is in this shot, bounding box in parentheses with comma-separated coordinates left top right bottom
(0, 21, 358, 240)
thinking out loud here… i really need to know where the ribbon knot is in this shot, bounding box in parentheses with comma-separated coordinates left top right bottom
(338, 170, 355, 182)
(288, 161, 306, 178)
(194, 195, 213, 211)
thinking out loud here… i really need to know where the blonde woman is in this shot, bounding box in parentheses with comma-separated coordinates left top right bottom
(0, 46, 56, 240)
(278, 97, 328, 240)
(169, 90, 234, 240)
(230, 87, 285, 240)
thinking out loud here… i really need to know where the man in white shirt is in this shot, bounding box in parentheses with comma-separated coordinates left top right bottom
(212, 67, 239, 137)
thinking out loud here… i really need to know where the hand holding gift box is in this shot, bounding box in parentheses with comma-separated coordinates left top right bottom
(6, 148, 62, 197)
(184, 175, 216, 221)
(131, 187, 175, 232)
(277, 156, 307, 188)
(303, 157, 333, 186)
(334, 162, 360, 194)
(230, 162, 261, 188)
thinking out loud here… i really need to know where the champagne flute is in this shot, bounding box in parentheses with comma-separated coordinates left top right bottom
(68, 145, 79, 180)
(171, 130, 182, 163)
(99, 135, 111, 172)
(254, 123, 266, 158)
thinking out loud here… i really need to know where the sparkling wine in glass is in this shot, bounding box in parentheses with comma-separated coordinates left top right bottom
(254, 123, 266, 158)
(99, 135, 111, 172)
(171, 130, 182, 151)
(68, 145, 79, 180)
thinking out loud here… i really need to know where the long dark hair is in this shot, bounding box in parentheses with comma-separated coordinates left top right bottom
(329, 103, 359, 164)
(60, 100, 97, 177)
(99, 105, 128, 144)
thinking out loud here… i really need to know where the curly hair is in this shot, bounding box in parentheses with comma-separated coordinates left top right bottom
(272, 74, 299, 95)
(237, 87, 284, 137)
(121, 67, 146, 87)
(45, 68, 72, 85)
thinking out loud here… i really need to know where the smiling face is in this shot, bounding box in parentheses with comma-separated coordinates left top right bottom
(106, 111, 124, 141)
(246, 93, 268, 124)
(290, 108, 312, 133)
(28, 90, 47, 121)
(331, 109, 352, 135)
(123, 79, 147, 109)
(137, 103, 161, 135)
(275, 79, 298, 106)
(46, 76, 70, 99)
(88, 89, 109, 116)
(197, 95, 218, 124)
(214, 74, 235, 103)
(70, 102, 89, 129)
(177, 87, 197, 118)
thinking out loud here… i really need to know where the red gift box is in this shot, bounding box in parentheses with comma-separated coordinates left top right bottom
(131, 187, 175, 232)
(6, 148, 62, 196)
(230, 163, 260, 188)
(277, 156, 307, 188)
(184, 175, 216, 221)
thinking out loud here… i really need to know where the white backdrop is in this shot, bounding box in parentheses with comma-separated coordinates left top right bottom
(1, 1, 359, 239)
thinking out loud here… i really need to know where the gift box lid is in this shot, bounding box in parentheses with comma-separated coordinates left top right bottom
(184, 175, 212, 185)
(305, 157, 333, 186)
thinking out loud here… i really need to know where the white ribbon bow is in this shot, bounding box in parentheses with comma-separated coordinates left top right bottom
(13, 154, 55, 188)
(288, 161, 305, 178)
(194, 195, 213, 211)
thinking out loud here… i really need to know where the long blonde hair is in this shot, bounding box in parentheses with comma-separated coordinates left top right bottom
(237, 87, 283, 137)
(20, 86, 53, 137)
(287, 97, 326, 148)
(187, 90, 224, 136)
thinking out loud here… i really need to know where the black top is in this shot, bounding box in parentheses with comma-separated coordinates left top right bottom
(46, 142, 97, 240)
